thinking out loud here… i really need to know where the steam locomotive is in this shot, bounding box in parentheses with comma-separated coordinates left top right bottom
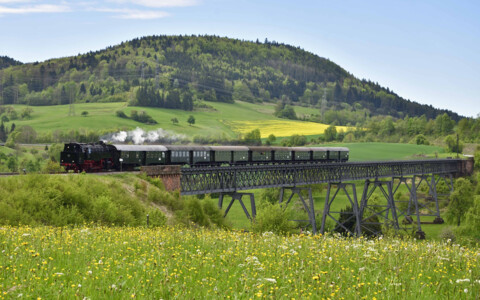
(60, 142, 349, 172)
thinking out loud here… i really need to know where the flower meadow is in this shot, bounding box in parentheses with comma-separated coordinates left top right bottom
(1, 226, 479, 299)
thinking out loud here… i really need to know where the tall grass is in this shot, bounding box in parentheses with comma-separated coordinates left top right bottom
(0, 226, 478, 299)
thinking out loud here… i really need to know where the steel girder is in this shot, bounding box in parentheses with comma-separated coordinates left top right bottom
(180, 159, 461, 195)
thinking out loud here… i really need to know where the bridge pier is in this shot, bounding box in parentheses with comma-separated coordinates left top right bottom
(392, 176, 425, 239)
(359, 179, 400, 237)
(280, 187, 317, 234)
(218, 192, 256, 220)
(411, 175, 444, 224)
(320, 183, 361, 236)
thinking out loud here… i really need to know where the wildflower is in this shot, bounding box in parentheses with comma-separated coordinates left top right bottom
(456, 279, 470, 283)
(264, 278, 277, 284)
(464, 289, 468, 293)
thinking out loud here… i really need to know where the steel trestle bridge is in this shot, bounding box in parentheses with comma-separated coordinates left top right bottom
(181, 159, 461, 195)
(152, 158, 471, 239)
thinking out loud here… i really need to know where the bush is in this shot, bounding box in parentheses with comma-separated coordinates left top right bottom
(439, 227, 456, 244)
(251, 202, 296, 235)
(0, 174, 149, 226)
(116, 110, 128, 118)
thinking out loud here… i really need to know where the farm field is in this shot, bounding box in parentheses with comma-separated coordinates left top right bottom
(0, 226, 478, 299)
(4, 101, 345, 139)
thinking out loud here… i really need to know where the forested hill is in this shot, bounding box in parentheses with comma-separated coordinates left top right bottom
(0, 56, 22, 70)
(0, 35, 461, 121)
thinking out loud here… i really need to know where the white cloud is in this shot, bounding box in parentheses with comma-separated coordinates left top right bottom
(0, 0, 33, 3)
(0, 4, 70, 14)
(97, 7, 169, 19)
(108, 0, 198, 8)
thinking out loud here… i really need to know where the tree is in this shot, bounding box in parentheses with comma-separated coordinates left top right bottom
(21, 107, 33, 119)
(445, 178, 473, 226)
(187, 115, 195, 126)
(324, 125, 337, 142)
(444, 135, 463, 153)
(243, 128, 261, 145)
(81, 111, 89, 117)
(0, 121, 6, 142)
(7, 156, 17, 172)
(171, 117, 179, 125)
(267, 134, 276, 144)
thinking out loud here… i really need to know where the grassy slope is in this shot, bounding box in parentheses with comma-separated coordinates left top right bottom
(327, 142, 445, 161)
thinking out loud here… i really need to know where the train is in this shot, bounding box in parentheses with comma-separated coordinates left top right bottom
(60, 142, 349, 172)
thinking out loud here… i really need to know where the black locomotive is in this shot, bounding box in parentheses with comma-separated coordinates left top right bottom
(60, 142, 349, 172)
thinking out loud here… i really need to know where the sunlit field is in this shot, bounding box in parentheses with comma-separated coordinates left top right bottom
(225, 119, 351, 138)
(1, 226, 479, 299)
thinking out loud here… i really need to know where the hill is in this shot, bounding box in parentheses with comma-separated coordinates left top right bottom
(0, 55, 22, 70)
(0, 35, 461, 123)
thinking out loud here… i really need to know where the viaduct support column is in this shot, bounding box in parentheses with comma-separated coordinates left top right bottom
(218, 192, 256, 220)
(280, 187, 317, 234)
(359, 179, 399, 237)
(320, 183, 361, 237)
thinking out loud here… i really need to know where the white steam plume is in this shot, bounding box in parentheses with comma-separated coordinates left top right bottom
(102, 127, 186, 144)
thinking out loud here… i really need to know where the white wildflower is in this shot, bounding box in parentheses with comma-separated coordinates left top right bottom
(456, 279, 470, 283)
(264, 278, 277, 284)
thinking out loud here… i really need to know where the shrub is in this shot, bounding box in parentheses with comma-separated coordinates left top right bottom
(116, 110, 128, 118)
(439, 227, 456, 244)
(251, 202, 296, 235)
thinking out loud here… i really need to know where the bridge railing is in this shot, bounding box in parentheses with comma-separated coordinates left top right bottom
(180, 159, 463, 195)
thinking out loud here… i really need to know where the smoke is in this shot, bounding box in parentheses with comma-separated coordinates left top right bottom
(102, 127, 187, 144)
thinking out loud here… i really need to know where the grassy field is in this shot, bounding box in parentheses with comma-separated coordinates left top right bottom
(325, 142, 445, 161)
(0, 226, 478, 299)
(5, 101, 347, 139)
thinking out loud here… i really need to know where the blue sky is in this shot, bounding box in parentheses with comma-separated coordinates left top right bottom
(1, 0, 479, 117)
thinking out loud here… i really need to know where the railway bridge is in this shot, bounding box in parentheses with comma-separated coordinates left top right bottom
(143, 158, 474, 238)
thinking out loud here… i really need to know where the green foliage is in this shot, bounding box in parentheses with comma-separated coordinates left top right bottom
(176, 197, 230, 229)
(274, 103, 297, 120)
(445, 178, 474, 226)
(171, 117, 179, 124)
(412, 134, 429, 145)
(267, 134, 276, 143)
(260, 188, 281, 205)
(187, 115, 195, 126)
(47, 143, 64, 162)
(251, 202, 296, 235)
(474, 147, 480, 170)
(130, 110, 157, 124)
(7, 156, 18, 172)
(444, 135, 463, 153)
(21, 107, 33, 119)
(460, 195, 480, 239)
(335, 205, 356, 236)
(438, 227, 456, 244)
(0, 174, 155, 226)
(243, 128, 261, 145)
(81, 111, 89, 117)
(281, 134, 306, 146)
(0, 35, 462, 124)
(116, 110, 128, 118)
(146, 209, 167, 227)
(324, 124, 337, 142)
